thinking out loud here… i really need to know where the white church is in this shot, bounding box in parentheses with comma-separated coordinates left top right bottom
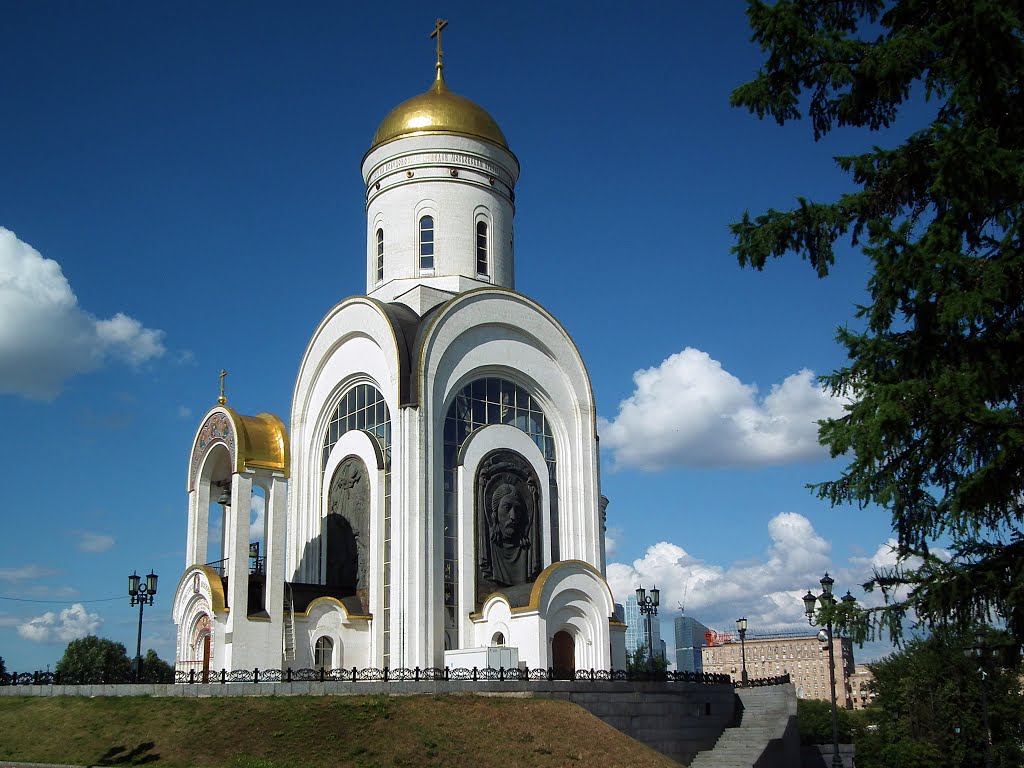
(172, 28, 626, 677)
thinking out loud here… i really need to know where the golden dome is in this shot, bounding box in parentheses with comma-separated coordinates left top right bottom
(371, 68, 508, 150)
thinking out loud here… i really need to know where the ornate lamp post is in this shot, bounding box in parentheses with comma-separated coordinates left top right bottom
(635, 584, 660, 674)
(803, 572, 855, 768)
(964, 630, 994, 768)
(735, 617, 749, 686)
(128, 571, 158, 682)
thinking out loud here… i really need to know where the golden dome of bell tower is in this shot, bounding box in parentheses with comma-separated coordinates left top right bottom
(370, 19, 508, 150)
(361, 19, 519, 311)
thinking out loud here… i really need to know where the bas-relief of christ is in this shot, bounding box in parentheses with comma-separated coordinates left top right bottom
(325, 457, 369, 605)
(477, 450, 542, 588)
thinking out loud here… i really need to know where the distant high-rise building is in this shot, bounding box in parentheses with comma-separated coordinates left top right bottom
(674, 615, 709, 673)
(623, 595, 664, 659)
(702, 633, 856, 707)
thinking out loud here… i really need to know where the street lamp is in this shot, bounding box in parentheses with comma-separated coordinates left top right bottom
(803, 572, 854, 768)
(635, 584, 660, 675)
(964, 630, 994, 768)
(735, 617, 749, 686)
(128, 570, 158, 682)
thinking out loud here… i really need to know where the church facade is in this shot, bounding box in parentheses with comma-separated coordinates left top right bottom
(171, 43, 625, 676)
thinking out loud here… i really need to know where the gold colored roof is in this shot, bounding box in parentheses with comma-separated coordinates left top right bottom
(235, 411, 289, 475)
(371, 68, 507, 150)
(188, 407, 290, 491)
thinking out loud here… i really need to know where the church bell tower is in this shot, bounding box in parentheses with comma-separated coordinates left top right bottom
(361, 20, 519, 314)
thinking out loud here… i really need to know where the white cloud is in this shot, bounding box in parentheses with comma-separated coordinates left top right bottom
(599, 347, 846, 470)
(17, 603, 101, 643)
(0, 565, 59, 583)
(604, 527, 622, 558)
(250, 494, 265, 544)
(75, 531, 115, 553)
(177, 405, 193, 420)
(607, 512, 836, 633)
(0, 227, 166, 399)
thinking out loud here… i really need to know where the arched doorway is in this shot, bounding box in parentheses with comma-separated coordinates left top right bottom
(552, 631, 575, 680)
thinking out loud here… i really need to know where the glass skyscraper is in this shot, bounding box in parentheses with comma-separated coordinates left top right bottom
(623, 595, 664, 659)
(674, 615, 709, 673)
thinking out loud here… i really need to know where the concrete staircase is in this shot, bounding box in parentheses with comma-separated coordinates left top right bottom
(688, 685, 797, 768)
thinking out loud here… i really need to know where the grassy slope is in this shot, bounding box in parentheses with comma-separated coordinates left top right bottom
(0, 694, 680, 768)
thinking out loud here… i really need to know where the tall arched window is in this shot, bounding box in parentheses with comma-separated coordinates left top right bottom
(321, 383, 392, 667)
(476, 221, 488, 276)
(419, 215, 434, 270)
(376, 228, 384, 283)
(314, 636, 333, 671)
(441, 377, 559, 650)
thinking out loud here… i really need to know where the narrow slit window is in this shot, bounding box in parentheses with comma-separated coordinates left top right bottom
(476, 221, 488, 276)
(419, 216, 434, 271)
(376, 228, 384, 283)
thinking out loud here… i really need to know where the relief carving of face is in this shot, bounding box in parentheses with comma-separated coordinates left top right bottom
(337, 462, 361, 490)
(492, 484, 525, 543)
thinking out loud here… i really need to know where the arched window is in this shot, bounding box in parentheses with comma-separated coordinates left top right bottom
(376, 228, 384, 283)
(314, 636, 333, 671)
(320, 383, 393, 667)
(476, 221, 488, 276)
(419, 216, 434, 271)
(441, 377, 558, 649)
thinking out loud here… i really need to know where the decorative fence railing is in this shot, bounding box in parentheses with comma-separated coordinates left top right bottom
(0, 668, 789, 688)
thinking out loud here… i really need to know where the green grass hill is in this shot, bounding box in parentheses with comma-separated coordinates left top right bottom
(0, 694, 679, 768)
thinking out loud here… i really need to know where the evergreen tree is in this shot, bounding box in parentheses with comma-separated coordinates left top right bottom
(731, 1, 1024, 646)
(55, 636, 132, 684)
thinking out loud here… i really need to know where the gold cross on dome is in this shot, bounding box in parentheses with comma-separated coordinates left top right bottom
(431, 18, 449, 69)
(218, 368, 227, 405)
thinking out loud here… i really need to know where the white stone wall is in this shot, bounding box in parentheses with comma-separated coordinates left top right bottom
(362, 134, 519, 303)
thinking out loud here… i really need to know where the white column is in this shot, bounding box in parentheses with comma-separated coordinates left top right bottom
(225, 471, 253, 640)
(265, 471, 288, 665)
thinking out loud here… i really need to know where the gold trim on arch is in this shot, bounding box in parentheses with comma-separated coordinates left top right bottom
(188, 407, 289, 492)
(295, 596, 372, 622)
(173, 565, 229, 615)
(471, 559, 613, 619)
(414, 287, 599, 435)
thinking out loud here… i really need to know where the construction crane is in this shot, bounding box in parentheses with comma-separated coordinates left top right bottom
(676, 578, 689, 616)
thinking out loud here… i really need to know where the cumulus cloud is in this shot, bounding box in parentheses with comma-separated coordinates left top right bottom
(0, 227, 166, 399)
(250, 494, 265, 544)
(607, 512, 836, 633)
(599, 348, 846, 470)
(17, 603, 101, 643)
(604, 527, 622, 558)
(75, 531, 115, 553)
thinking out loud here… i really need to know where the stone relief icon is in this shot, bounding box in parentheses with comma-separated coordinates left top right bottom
(476, 450, 542, 588)
(325, 456, 370, 608)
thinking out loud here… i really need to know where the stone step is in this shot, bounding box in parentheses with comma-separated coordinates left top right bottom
(689, 684, 796, 768)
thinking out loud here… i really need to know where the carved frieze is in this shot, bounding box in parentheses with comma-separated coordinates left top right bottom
(190, 411, 236, 491)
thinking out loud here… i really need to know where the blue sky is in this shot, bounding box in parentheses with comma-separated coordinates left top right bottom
(1, 2, 908, 672)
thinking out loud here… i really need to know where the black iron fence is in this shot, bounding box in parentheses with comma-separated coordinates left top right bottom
(0, 667, 789, 687)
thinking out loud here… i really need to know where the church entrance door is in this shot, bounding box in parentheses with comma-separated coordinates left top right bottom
(552, 631, 574, 680)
